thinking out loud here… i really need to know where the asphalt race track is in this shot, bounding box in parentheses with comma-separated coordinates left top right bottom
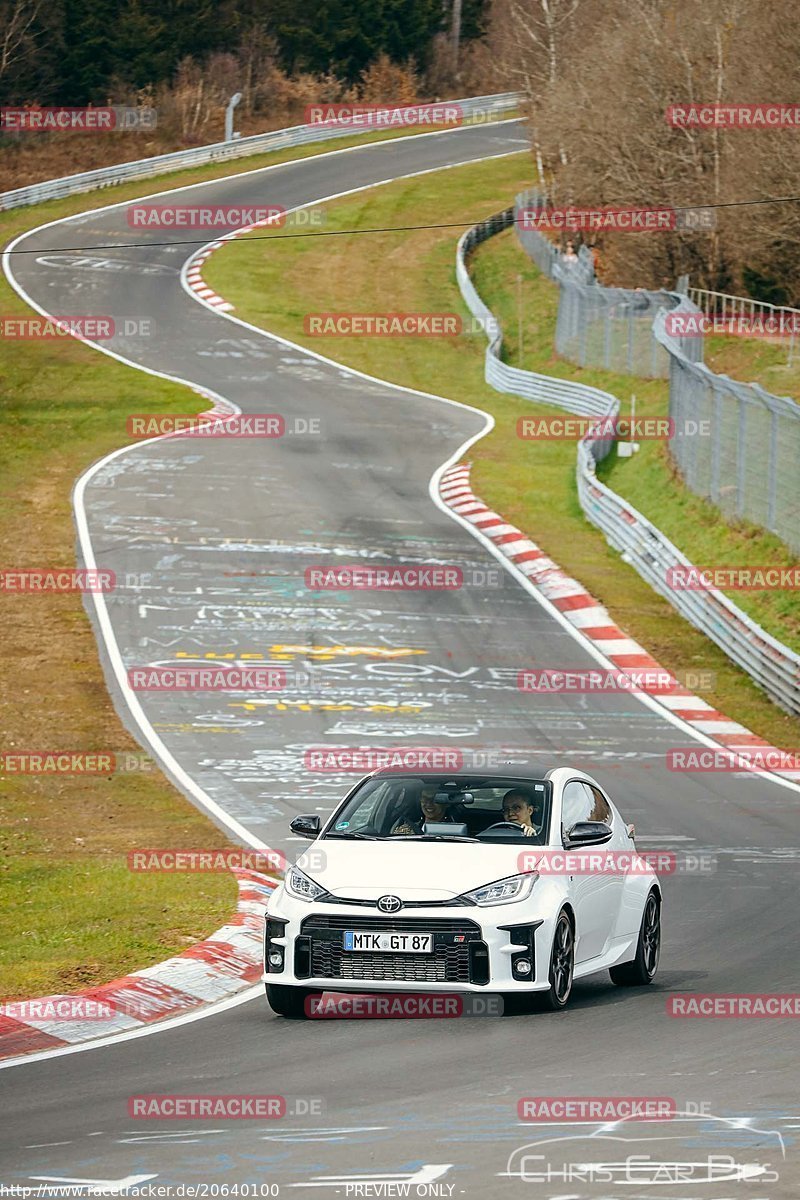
(2, 120, 798, 1197)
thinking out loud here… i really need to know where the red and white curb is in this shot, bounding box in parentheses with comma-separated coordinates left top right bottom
(440, 463, 800, 783)
(198, 394, 239, 420)
(185, 241, 233, 310)
(185, 213, 285, 311)
(0, 869, 275, 1061)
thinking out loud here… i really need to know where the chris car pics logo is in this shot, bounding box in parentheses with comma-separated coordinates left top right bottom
(504, 1116, 784, 1186)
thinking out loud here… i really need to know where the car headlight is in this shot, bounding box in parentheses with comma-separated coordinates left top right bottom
(285, 866, 326, 903)
(462, 873, 538, 906)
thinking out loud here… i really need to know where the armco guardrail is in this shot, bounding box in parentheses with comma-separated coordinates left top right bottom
(457, 211, 619, 443)
(457, 210, 800, 716)
(0, 94, 519, 211)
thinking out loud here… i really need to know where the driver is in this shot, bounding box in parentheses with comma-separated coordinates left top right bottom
(502, 789, 540, 837)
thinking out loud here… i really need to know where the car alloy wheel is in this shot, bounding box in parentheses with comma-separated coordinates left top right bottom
(609, 888, 662, 987)
(534, 910, 574, 1012)
(641, 893, 661, 977)
(552, 912, 574, 1002)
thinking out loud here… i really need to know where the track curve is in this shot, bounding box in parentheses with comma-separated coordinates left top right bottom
(2, 120, 798, 1198)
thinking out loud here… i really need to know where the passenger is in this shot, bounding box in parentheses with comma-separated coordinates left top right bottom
(502, 788, 541, 837)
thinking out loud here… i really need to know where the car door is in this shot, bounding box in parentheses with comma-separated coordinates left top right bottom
(561, 780, 622, 963)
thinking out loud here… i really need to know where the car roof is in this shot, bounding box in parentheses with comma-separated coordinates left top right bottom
(368, 762, 551, 783)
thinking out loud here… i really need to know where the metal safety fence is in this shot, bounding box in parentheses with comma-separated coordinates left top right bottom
(457, 211, 800, 716)
(0, 93, 519, 211)
(514, 189, 679, 378)
(688, 286, 799, 366)
(514, 193, 800, 554)
(654, 301, 800, 556)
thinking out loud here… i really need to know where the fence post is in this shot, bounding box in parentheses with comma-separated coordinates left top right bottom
(710, 388, 722, 505)
(768, 408, 779, 531)
(736, 394, 747, 517)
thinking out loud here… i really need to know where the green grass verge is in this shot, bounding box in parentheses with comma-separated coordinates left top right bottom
(203, 153, 800, 752)
(703, 331, 800, 404)
(0, 119, 471, 999)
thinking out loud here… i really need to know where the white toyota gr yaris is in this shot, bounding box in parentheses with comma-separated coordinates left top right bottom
(264, 765, 662, 1017)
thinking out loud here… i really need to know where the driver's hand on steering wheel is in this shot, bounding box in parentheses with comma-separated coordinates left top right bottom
(503, 815, 537, 837)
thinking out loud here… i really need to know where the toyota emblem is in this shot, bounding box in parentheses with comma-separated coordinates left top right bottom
(377, 894, 402, 913)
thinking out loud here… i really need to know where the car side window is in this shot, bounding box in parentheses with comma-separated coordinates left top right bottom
(562, 781, 613, 833)
(561, 780, 593, 830)
(586, 784, 613, 825)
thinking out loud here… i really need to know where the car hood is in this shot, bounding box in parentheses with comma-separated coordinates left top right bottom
(294, 839, 544, 901)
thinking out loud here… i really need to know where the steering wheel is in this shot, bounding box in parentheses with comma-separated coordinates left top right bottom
(481, 821, 529, 834)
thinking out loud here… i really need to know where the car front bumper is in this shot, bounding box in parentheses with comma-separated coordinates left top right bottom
(263, 888, 561, 993)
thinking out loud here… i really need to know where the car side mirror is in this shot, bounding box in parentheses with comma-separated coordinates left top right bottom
(290, 814, 321, 838)
(564, 820, 613, 848)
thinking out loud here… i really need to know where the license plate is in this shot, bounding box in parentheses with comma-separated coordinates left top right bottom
(343, 930, 433, 954)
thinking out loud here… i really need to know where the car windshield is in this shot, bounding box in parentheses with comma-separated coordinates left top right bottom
(323, 775, 551, 844)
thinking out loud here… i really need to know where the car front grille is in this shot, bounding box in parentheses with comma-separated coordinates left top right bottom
(303, 915, 481, 933)
(299, 915, 484, 984)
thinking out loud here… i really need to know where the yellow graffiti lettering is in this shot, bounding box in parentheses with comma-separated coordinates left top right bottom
(228, 699, 429, 714)
(174, 646, 425, 662)
(264, 644, 425, 661)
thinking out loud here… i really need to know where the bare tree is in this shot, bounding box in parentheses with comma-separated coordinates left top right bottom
(522, 0, 790, 290)
(489, 0, 587, 186)
(0, 0, 41, 82)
